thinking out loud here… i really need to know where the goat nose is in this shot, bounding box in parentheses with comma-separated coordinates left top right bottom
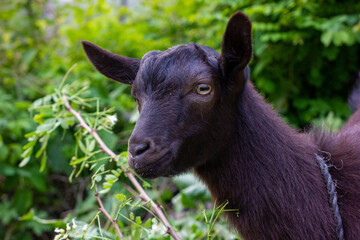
(129, 139, 152, 158)
(134, 143, 150, 156)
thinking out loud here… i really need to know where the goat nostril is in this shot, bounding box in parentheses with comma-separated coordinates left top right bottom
(129, 137, 155, 158)
(133, 142, 150, 157)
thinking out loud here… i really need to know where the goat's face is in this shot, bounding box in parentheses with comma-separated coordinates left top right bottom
(82, 11, 252, 178)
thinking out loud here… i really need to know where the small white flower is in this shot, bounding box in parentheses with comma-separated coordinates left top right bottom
(72, 218, 77, 230)
(108, 114, 118, 125)
(54, 234, 62, 240)
(66, 223, 71, 231)
(82, 224, 88, 232)
(55, 228, 65, 234)
(59, 234, 68, 240)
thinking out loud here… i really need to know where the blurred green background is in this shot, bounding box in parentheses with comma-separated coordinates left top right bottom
(0, 0, 359, 239)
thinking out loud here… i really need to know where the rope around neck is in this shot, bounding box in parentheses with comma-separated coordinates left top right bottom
(315, 154, 345, 240)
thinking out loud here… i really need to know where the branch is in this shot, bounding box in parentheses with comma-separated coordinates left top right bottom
(95, 185, 124, 239)
(62, 94, 181, 240)
(122, 183, 138, 197)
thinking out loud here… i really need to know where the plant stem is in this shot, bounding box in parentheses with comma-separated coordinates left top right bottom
(94, 185, 124, 239)
(62, 94, 181, 240)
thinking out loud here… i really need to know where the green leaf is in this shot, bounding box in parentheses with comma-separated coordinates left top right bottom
(143, 218, 152, 228)
(21, 147, 33, 158)
(23, 141, 36, 150)
(59, 118, 69, 129)
(36, 121, 55, 133)
(135, 216, 142, 225)
(87, 140, 95, 151)
(111, 169, 121, 177)
(24, 132, 38, 138)
(99, 188, 110, 194)
(161, 189, 173, 201)
(78, 140, 88, 154)
(19, 157, 31, 168)
(133, 226, 141, 239)
(321, 31, 333, 46)
(103, 182, 113, 189)
(33, 114, 50, 124)
(104, 174, 117, 182)
(35, 145, 46, 158)
(142, 181, 151, 189)
(115, 194, 126, 202)
(181, 192, 196, 208)
(70, 156, 87, 165)
(19, 210, 35, 221)
(94, 175, 102, 182)
(32, 99, 43, 108)
(129, 212, 134, 221)
(39, 154, 47, 172)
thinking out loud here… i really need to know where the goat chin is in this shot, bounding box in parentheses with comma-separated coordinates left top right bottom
(129, 152, 176, 178)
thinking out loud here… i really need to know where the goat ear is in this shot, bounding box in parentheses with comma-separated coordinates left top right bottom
(220, 11, 252, 80)
(81, 41, 140, 85)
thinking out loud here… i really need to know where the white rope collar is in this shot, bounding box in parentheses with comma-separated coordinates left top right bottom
(315, 153, 345, 240)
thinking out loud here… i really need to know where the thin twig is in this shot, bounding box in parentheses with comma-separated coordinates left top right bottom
(62, 94, 181, 240)
(122, 183, 138, 197)
(94, 185, 124, 239)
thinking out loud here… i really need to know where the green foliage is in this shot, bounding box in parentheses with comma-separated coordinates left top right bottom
(312, 111, 345, 132)
(245, 0, 359, 126)
(1, 0, 359, 239)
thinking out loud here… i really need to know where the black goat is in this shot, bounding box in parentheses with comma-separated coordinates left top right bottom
(82, 11, 360, 240)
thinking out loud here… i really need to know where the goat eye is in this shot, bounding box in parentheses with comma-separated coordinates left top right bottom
(195, 84, 212, 95)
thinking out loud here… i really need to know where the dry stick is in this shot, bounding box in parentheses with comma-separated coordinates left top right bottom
(62, 94, 181, 240)
(122, 183, 138, 197)
(94, 185, 124, 239)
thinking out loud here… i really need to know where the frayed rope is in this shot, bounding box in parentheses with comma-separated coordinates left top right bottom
(316, 154, 345, 240)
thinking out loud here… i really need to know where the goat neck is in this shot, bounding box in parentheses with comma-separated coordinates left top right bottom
(195, 82, 337, 240)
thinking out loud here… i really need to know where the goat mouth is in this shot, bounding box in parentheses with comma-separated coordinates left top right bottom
(128, 151, 175, 178)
